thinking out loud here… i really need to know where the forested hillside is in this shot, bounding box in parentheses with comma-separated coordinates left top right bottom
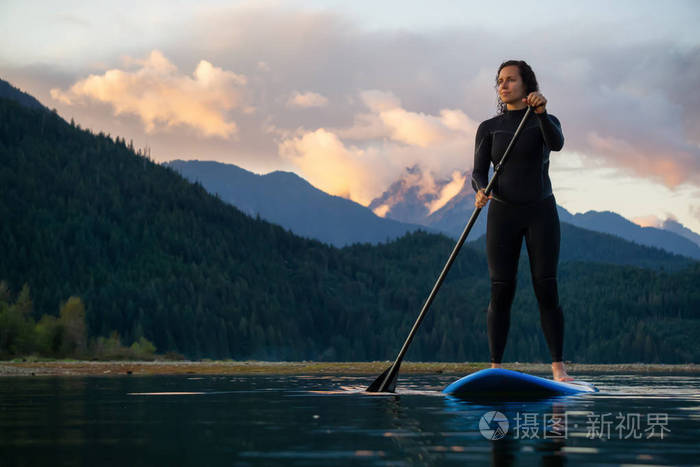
(1, 96, 698, 363)
(467, 222, 695, 272)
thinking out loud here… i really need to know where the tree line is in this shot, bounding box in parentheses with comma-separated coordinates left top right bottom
(0, 282, 156, 360)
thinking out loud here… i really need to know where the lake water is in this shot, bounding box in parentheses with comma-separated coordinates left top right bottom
(1, 373, 699, 466)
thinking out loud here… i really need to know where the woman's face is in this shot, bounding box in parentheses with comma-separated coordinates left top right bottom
(497, 65, 526, 106)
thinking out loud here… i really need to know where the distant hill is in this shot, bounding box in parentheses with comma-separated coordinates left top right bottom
(425, 183, 487, 239)
(0, 78, 46, 110)
(557, 207, 700, 260)
(466, 221, 695, 272)
(557, 222, 695, 269)
(661, 218, 700, 248)
(167, 160, 700, 266)
(367, 166, 700, 260)
(167, 158, 696, 271)
(1, 85, 698, 364)
(166, 160, 431, 247)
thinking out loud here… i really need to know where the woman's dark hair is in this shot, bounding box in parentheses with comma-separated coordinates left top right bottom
(496, 60, 539, 114)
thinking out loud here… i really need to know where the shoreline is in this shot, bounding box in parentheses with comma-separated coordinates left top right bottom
(1, 361, 699, 377)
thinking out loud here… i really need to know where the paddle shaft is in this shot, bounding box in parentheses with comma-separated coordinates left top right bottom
(369, 106, 533, 393)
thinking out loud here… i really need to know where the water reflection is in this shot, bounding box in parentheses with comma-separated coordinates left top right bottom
(0, 373, 698, 466)
(443, 394, 590, 466)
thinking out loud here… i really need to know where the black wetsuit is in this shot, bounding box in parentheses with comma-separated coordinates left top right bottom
(471, 107, 565, 363)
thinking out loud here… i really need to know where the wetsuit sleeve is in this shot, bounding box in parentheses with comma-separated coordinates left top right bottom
(471, 121, 491, 191)
(535, 111, 564, 151)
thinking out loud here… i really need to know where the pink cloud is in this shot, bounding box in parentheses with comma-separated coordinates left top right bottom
(278, 90, 478, 206)
(632, 215, 663, 228)
(286, 91, 328, 108)
(587, 132, 697, 188)
(50, 50, 247, 138)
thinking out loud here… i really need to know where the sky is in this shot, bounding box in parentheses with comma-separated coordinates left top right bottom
(2, 0, 699, 233)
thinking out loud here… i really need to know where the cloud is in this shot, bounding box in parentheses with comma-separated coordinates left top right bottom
(632, 215, 663, 228)
(14, 4, 699, 232)
(379, 108, 448, 148)
(692, 203, 700, 223)
(372, 204, 391, 218)
(287, 91, 328, 108)
(50, 50, 247, 138)
(278, 128, 383, 205)
(338, 90, 450, 147)
(534, 41, 700, 190)
(586, 132, 698, 188)
(427, 170, 466, 215)
(278, 90, 478, 206)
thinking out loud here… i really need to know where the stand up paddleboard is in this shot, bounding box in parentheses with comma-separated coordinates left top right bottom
(443, 368, 598, 399)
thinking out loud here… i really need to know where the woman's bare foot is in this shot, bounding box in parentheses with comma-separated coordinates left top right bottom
(491, 363, 502, 369)
(552, 361, 573, 382)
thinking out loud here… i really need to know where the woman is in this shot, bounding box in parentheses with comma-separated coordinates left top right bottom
(472, 60, 572, 381)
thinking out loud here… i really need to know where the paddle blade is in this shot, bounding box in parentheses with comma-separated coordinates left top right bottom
(366, 364, 398, 393)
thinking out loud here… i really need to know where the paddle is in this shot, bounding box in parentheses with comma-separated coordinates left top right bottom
(366, 106, 534, 393)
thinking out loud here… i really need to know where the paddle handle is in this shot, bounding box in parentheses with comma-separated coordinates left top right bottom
(374, 107, 533, 392)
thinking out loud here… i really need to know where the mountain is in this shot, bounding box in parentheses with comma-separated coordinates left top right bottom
(165, 159, 694, 270)
(368, 165, 440, 226)
(662, 219, 700, 248)
(426, 183, 487, 239)
(370, 166, 700, 260)
(166, 160, 431, 247)
(368, 166, 488, 238)
(464, 221, 694, 271)
(1, 86, 699, 363)
(557, 207, 700, 260)
(558, 222, 695, 269)
(165, 161, 700, 261)
(0, 78, 46, 111)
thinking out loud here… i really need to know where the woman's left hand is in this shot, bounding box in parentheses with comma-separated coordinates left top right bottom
(522, 92, 547, 114)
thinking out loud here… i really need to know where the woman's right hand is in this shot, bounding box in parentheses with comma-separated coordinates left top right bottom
(474, 188, 491, 208)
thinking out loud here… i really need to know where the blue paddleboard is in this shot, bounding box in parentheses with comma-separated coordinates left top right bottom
(443, 368, 598, 398)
